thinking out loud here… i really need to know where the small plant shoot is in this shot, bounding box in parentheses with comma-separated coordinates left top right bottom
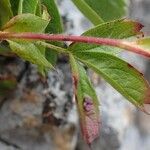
(0, 0, 150, 147)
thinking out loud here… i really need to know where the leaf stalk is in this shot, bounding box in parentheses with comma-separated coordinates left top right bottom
(0, 32, 150, 58)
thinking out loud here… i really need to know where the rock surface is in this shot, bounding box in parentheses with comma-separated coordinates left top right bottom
(0, 0, 150, 150)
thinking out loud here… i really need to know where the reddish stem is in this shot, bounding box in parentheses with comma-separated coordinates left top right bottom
(0, 32, 150, 58)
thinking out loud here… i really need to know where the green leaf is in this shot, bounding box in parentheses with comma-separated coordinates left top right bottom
(41, 0, 64, 66)
(41, 0, 63, 34)
(74, 51, 150, 109)
(8, 40, 53, 69)
(84, 0, 126, 21)
(10, 0, 20, 16)
(69, 19, 143, 54)
(19, 0, 39, 14)
(2, 13, 49, 33)
(22, 0, 39, 14)
(36, 1, 42, 17)
(2, 13, 53, 71)
(42, 5, 51, 21)
(10, 0, 39, 16)
(0, 0, 13, 27)
(70, 55, 100, 144)
(135, 38, 150, 50)
(71, 0, 104, 25)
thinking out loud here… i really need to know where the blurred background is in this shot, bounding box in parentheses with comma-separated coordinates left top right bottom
(0, 0, 150, 150)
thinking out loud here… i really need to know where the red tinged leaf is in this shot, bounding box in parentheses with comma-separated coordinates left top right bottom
(70, 55, 100, 145)
(81, 96, 100, 144)
(144, 85, 150, 104)
(72, 75, 78, 89)
(78, 96, 100, 145)
(134, 22, 144, 35)
(127, 63, 150, 110)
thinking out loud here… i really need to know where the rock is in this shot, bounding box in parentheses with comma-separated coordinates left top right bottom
(0, 59, 77, 150)
(0, 0, 150, 150)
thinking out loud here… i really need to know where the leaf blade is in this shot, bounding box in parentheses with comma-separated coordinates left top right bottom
(2, 13, 53, 70)
(22, 0, 39, 14)
(41, 0, 64, 66)
(71, 0, 104, 25)
(8, 40, 53, 69)
(74, 51, 150, 108)
(84, 0, 126, 21)
(69, 19, 143, 54)
(2, 13, 49, 33)
(70, 55, 100, 144)
(0, 0, 13, 27)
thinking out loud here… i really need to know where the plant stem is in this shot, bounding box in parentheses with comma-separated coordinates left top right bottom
(0, 32, 150, 58)
(71, 0, 104, 25)
(36, 41, 68, 54)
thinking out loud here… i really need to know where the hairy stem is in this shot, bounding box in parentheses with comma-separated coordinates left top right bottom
(0, 32, 150, 58)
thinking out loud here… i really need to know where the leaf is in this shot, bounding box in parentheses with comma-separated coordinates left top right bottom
(10, 0, 39, 16)
(0, 0, 13, 27)
(8, 40, 53, 69)
(70, 55, 100, 144)
(84, 0, 126, 21)
(10, 0, 20, 16)
(135, 38, 150, 52)
(41, 0, 64, 65)
(69, 19, 143, 54)
(71, 0, 104, 25)
(18, 0, 39, 14)
(41, 0, 63, 34)
(2, 13, 52, 71)
(74, 51, 150, 110)
(36, 0, 42, 17)
(42, 5, 51, 21)
(2, 13, 49, 33)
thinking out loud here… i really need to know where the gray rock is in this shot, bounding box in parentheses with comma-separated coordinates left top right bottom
(0, 0, 150, 150)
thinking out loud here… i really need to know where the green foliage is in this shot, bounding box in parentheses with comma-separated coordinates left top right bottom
(70, 55, 100, 144)
(84, 0, 126, 21)
(41, 0, 63, 34)
(72, 0, 103, 25)
(2, 13, 52, 70)
(73, 51, 149, 108)
(136, 38, 150, 50)
(3, 13, 49, 33)
(41, 0, 64, 66)
(18, 0, 39, 14)
(0, 0, 150, 146)
(72, 0, 126, 25)
(10, 0, 20, 16)
(69, 19, 142, 54)
(0, 0, 13, 27)
(8, 40, 53, 69)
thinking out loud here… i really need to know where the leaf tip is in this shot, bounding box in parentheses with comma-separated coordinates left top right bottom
(139, 105, 150, 115)
(134, 22, 144, 37)
(125, 19, 144, 36)
(81, 96, 100, 145)
(135, 22, 144, 31)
